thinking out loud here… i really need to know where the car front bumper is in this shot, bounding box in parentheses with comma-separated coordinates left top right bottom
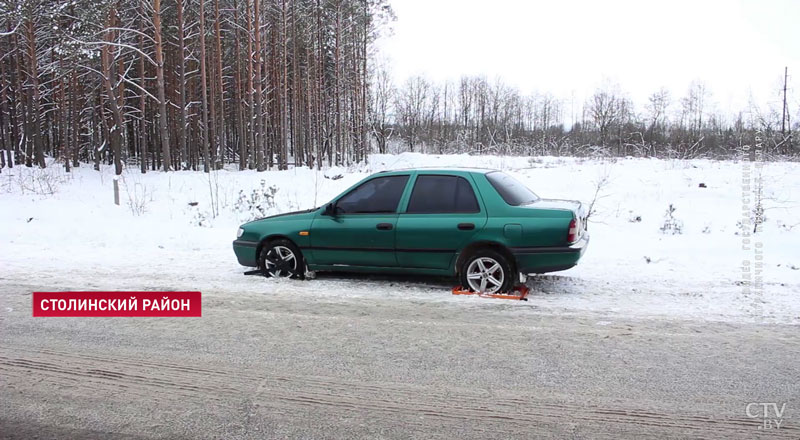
(232, 239, 259, 267)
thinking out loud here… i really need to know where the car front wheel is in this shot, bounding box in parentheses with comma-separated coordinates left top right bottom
(259, 239, 305, 279)
(460, 249, 514, 294)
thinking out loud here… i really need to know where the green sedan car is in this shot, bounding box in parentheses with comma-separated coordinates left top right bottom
(233, 168, 589, 293)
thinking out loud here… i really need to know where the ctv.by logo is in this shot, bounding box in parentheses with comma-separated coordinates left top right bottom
(746, 402, 788, 430)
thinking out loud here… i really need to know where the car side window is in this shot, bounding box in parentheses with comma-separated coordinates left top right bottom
(336, 175, 409, 214)
(406, 175, 480, 214)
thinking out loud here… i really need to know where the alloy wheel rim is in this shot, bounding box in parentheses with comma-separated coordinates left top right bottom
(264, 245, 297, 278)
(466, 257, 504, 293)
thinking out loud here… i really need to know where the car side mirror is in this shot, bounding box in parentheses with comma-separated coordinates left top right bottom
(323, 203, 336, 216)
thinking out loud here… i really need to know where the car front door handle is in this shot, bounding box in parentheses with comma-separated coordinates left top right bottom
(376, 223, 393, 230)
(458, 223, 475, 230)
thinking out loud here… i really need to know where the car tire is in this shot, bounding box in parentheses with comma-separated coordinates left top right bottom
(459, 249, 515, 294)
(258, 238, 305, 279)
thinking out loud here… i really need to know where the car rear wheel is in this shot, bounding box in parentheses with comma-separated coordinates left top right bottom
(460, 249, 514, 294)
(259, 239, 305, 279)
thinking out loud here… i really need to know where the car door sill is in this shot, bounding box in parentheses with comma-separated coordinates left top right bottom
(302, 246, 454, 253)
(315, 263, 446, 270)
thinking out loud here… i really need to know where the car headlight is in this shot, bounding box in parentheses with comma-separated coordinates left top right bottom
(237, 227, 244, 238)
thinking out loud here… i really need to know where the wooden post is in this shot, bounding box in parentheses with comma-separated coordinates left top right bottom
(113, 177, 120, 206)
(782, 67, 788, 135)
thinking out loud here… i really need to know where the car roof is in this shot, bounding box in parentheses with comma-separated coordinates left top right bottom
(376, 167, 498, 175)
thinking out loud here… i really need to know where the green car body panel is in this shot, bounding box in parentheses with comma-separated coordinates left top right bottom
(232, 168, 589, 277)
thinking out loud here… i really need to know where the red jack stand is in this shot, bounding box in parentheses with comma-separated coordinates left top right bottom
(451, 285, 530, 301)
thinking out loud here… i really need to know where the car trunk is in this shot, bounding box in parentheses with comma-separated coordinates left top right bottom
(525, 198, 588, 236)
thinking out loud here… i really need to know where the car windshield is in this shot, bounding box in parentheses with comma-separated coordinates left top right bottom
(485, 171, 540, 206)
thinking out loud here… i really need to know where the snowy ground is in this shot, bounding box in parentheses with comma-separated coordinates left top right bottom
(1, 153, 798, 324)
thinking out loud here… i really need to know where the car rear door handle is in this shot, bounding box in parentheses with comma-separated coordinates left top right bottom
(376, 223, 393, 230)
(457, 223, 475, 230)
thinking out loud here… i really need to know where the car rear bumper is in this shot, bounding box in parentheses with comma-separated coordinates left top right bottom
(232, 240, 259, 267)
(510, 233, 589, 274)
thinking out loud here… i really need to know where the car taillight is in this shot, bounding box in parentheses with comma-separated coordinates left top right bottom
(567, 218, 578, 243)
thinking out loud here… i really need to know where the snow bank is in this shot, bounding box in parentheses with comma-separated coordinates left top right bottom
(1, 153, 798, 324)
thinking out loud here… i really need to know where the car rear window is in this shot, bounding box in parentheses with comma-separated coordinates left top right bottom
(485, 172, 539, 206)
(406, 175, 480, 213)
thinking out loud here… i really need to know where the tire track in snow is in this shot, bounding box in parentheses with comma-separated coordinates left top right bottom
(2, 345, 796, 439)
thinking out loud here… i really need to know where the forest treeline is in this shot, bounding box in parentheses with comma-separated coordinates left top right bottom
(384, 74, 796, 160)
(0, 0, 796, 175)
(0, 0, 391, 173)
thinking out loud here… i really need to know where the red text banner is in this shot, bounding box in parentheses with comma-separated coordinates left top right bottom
(32, 291, 202, 317)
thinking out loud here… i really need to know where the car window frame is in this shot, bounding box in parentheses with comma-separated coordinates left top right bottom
(332, 174, 411, 215)
(402, 173, 482, 215)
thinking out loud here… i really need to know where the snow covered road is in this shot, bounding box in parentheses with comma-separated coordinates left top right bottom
(1, 279, 799, 439)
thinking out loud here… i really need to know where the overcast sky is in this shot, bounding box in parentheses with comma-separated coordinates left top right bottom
(377, 0, 799, 121)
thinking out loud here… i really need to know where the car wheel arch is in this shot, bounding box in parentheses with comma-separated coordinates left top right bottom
(454, 240, 516, 276)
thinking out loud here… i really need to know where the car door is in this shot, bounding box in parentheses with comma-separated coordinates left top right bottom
(309, 174, 410, 267)
(395, 174, 488, 269)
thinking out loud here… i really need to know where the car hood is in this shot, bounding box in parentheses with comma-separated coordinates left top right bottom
(243, 207, 319, 226)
